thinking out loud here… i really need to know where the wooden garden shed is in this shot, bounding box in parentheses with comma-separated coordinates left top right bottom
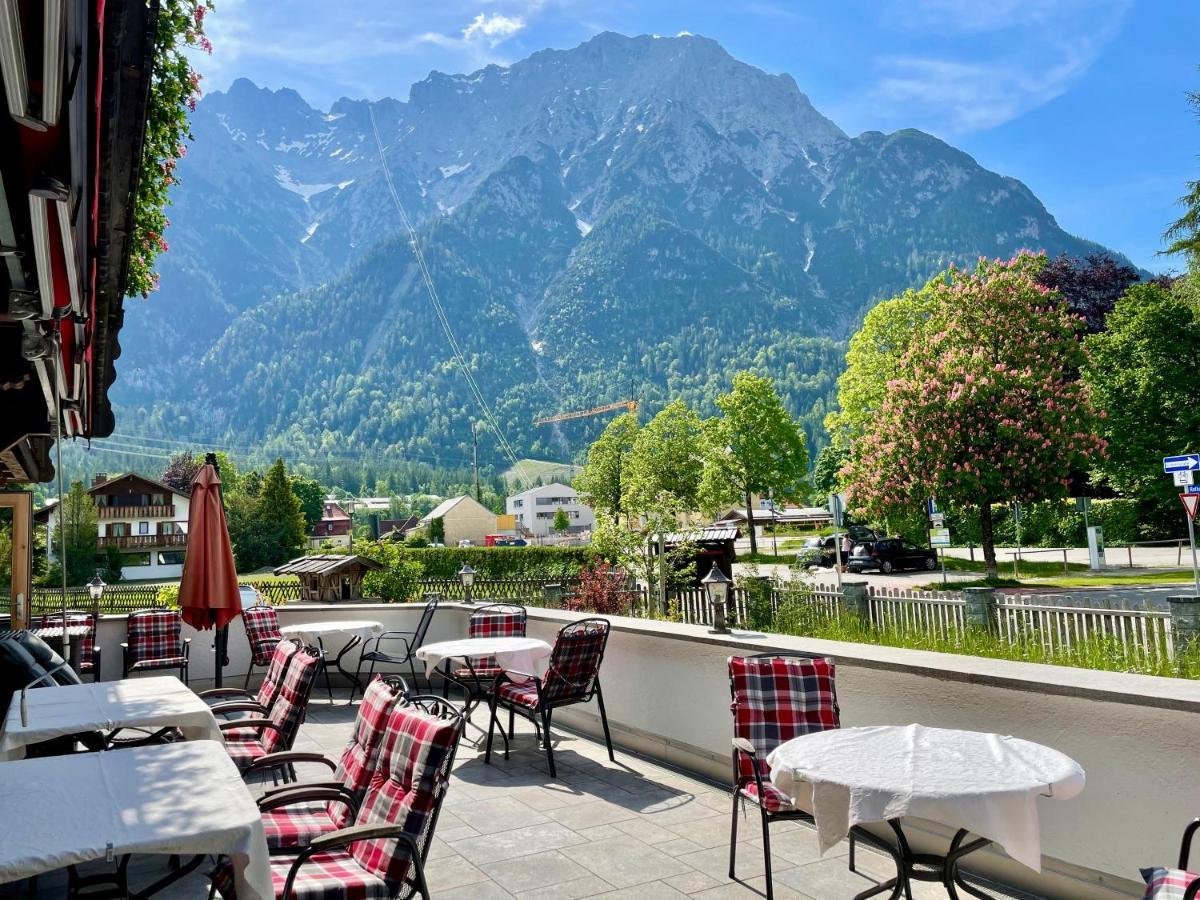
(273, 554, 383, 603)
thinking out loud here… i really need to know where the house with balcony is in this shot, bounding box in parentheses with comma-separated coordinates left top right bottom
(40, 472, 191, 581)
(309, 501, 352, 549)
(506, 482, 596, 537)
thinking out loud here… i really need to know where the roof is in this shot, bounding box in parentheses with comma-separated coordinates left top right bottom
(273, 554, 383, 577)
(508, 482, 577, 501)
(420, 495, 492, 523)
(88, 472, 190, 498)
(664, 526, 741, 544)
(321, 502, 351, 521)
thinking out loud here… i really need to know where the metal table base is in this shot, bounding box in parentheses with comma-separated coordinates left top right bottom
(853, 821, 997, 900)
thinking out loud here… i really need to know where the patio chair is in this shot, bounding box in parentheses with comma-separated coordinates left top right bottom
(241, 603, 284, 690)
(350, 594, 439, 700)
(38, 610, 101, 682)
(218, 644, 322, 776)
(728, 652, 848, 900)
(484, 617, 613, 779)
(210, 691, 465, 900)
(121, 608, 191, 683)
(200, 638, 303, 739)
(1140, 821, 1200, 899)
(442, 603, 526, 722)
(246, 675, 409, 850)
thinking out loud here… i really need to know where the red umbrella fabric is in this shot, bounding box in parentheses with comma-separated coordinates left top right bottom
(178, 464, 242, 631)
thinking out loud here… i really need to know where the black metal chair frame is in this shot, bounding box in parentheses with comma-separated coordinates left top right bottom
(1165, 818, 1200, 900)
(351, 595, 439, 701)
(728, 651, 855, 900)
(440, 603, 527, 739)
(241, 603, 283, 691)
(40, 609, 102, 682)
(120, 609, 191, 684)
(484, 617, 614, 779)
(211, 693, 465, 900)
(199, 638, 305, 712)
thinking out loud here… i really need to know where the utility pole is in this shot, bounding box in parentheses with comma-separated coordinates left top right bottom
(471, 422, 482, 503)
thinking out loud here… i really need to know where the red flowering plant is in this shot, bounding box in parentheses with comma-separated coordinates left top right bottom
(128, 1, 214, 297)
(565, 562, 632, 616)
(843, 252, 1107, 579)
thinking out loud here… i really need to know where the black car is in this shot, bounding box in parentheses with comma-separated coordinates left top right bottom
(796, 527, 882, 568)
(847, 538, 938, 574)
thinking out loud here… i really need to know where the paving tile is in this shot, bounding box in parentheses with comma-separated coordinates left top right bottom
(591, 881, 692, 899)
(482, 849, 595, 893)
(676, 845, 793, 883)
(573, 823, 625, 842)
(772, 856, 893, 898)
(667, 812, 747, 849)
(451, 796, 552, 835)
(515, 872, 615, 900)
(560, 836, 694, 888)
(689, 874, 814, 900)
(435, 880, 517, 899)
(424, 852, 491, 893)
(544, 798, 640, 829)
(611, 816, 682, 845)
(449, 822, 587, 865)
(656, 835, 708, 857)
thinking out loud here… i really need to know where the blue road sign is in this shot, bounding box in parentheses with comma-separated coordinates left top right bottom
(1164, 454, 1200, 473)
(1188, 484, 1200, 495)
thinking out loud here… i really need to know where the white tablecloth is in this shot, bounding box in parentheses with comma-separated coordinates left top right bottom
(417, 637, 552, 680)
(280, 620, 382, 643)
(767, 724, 1085, 871)
(0, 741, 271, 899)
(0, 676, 223, 761)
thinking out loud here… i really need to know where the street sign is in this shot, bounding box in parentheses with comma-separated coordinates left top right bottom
(828, 493, 845, 528)
(929, 513, 945, 528)
(925, 497, 939, 516)
(1012, 502, 1022, 523)
(1188, 484, 1200, 495)
(929, 527, 951, 547)
(1074, 496, 1091, 514)
(1176, 470, 1196, 487)
(1164, 454, 1200, 473)
(1182, 493, 1200, 522)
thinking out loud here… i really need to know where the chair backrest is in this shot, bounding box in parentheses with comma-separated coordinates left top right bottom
(261, 644, 321, 754)
(256, 637, 303, 710)
(728, 653, 839, 781)
(468, 604, 526, 639)
(541, 618, 610, 704)
(126, 609, 184, 662)
(40, 610, 96, 668)
(349, 694, 464, 890)
(242, 604, 282, 665)
(412, 595, 439, 649)
(327, 675, 408, 827)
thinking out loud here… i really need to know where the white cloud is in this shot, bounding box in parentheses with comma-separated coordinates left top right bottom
(462, 12, 526, 45)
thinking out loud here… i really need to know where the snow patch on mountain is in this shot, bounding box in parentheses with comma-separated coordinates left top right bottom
(274, 166, 336, 201)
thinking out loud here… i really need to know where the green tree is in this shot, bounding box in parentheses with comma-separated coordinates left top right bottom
(1084, 281, 1200, 533)
(291, 475, 326, 530)
(59, 481, 98, 585)
(227, 493, 271, 572)
(428, 516, 445, 545)
(192, 451, 242, 495)
(1165, 86, 1200, 259)
(844, 254, 1106, 578)
(552, 508, 571, 533)
(102, 545, 124, 584)
(574, 412, 639, 524)
(256, 459, 307, 566)
(700, 373, 808, 554)
(160, 452, 200, 493)
(811, 444, 849, 501)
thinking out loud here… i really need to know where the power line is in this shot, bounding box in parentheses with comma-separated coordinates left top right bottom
(366, 105, 531, 490)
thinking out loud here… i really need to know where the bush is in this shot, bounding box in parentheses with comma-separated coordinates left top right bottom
(352, 540, 424, 602)
(155, 584, 180, 608)
(565, 563, 630, 615)
(391, 545, 597, 579)
(942, 498, 1143, 548)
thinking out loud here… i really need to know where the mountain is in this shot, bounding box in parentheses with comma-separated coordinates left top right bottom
(117, 31, 1123, 472)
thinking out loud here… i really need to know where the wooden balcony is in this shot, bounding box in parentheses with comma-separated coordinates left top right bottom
(97, 532, 187, 549)
(97, 504, 175, 519)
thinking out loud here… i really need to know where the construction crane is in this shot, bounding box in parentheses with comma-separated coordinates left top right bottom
(534, 399, 638, 426)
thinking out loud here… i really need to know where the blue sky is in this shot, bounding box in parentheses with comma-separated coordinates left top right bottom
(199, 0, 1198, 272)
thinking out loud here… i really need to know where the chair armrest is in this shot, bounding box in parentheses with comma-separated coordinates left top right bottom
(219, 717, 278, 733)
(257, 784, 358, 815)
(210, 700, 269, 716)
(262, 780, 344, 798)
(1180, 817, 1200, 869)
(198, 687, 252, 700)
(244, 751, 337, 778)
(309, 823, 419, 851)
(732, 737, 757, 756)
(183, 639, 191, 659)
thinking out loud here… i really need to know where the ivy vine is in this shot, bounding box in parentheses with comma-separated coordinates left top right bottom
(126, 1, 213, 298)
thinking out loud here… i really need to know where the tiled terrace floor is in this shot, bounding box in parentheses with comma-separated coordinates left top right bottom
(37, 690, 1030, 899)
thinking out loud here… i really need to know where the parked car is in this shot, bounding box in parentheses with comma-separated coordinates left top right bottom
(847, 538, 938, 574)
(796, 527, 882, 568)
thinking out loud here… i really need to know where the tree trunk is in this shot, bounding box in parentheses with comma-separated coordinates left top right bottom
(979, 502, 997, 580)
(744, 490, 758, 556)
(657, 530, 668, 616)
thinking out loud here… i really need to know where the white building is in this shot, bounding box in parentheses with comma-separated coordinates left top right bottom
(40, 473, 191, 581)
(506, 483, 595, 537)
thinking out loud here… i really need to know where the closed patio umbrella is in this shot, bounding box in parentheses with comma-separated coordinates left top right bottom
(178, 455, 242, 687)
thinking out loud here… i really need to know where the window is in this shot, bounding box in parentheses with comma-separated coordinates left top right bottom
(138, 522, 150, 535)
(109, 522, 128, 537)
(158, 551, 185, 565)
(122, 552, 152, 567)
(151, 493, 166, 506)
(161, 521, 183, 535)
(513, 499, 523, 508)
(95, 494, 108, 507)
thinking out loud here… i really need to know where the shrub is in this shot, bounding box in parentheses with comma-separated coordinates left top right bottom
(369, 545, 597, 580)
(565, 563, 630, 615)
(353, 540, 424, 602)
(154, 583, 180, 608)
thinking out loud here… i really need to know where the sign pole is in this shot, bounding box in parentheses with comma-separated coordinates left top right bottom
(1188, 508, 1200, 598)
(940, 549, 947, 587)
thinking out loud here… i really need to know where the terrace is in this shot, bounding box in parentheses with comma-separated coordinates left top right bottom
(11, 599, 1196, 899)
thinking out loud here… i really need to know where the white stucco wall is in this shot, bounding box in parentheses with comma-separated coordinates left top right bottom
(506, 483, 596, 536)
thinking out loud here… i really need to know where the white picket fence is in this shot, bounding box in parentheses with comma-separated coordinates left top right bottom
(994, 595, 1174, 666)
(866, 585, 967, 641)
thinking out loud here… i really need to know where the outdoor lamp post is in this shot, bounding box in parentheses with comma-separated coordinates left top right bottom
(702, 565, 732, 634)
(87, 571, 106, 608)
(458, 563, 476, 604)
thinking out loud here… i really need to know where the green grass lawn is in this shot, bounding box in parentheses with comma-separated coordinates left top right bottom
(939, 555, 1090, 576)
(502, 458, 581, 485)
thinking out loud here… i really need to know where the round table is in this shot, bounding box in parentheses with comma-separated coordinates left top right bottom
(767, 724, 1085, 900)
(280, 620, 382, 704)
(29, 625, 91, 672)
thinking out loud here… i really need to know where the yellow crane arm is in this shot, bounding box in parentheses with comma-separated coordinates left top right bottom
(534, 399, 637, 425)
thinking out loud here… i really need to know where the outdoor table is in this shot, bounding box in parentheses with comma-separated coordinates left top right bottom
(0, 740, 271, 899)
(0, 675, 222, 761)
(29, 624, 91, 671)
(767, 723, 1085, 900)
(280, 619, 383, 704)
(416, 636, 553, 682)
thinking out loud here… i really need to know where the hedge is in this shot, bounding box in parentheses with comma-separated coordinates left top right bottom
(943, 498, 1142, 547)
(354, 543, 597, 580)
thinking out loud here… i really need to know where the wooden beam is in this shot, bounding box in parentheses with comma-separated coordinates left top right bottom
(1, 490, 34, 627)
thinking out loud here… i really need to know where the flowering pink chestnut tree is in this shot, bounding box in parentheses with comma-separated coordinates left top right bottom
(843, 252, 1107, 578)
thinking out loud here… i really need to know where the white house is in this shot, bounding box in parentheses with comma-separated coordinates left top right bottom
(506, 483, 595, 537)
(39, 472, 192, 581)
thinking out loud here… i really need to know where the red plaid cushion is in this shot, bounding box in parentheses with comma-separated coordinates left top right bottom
(496, 679, 540, 710)
(126, 610, 184, 665)
(327, 677, 404, 828)
(230, 649, 320, 766)
(224, 738, 268, 769)
(348, 701, 462, 886)
(1142, 868, 1200, 899)
(211, 849, 391, 899)
(257, 639, 302, 711)
(740, 781, 795, 813)
(244, 606, 283, 667)
(729, 655, 839, 783)
(540, 620, 608, 703)
(40, 613, 96, 671)
(463, 605, 526, 674)
(262, 802, 339, 850)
